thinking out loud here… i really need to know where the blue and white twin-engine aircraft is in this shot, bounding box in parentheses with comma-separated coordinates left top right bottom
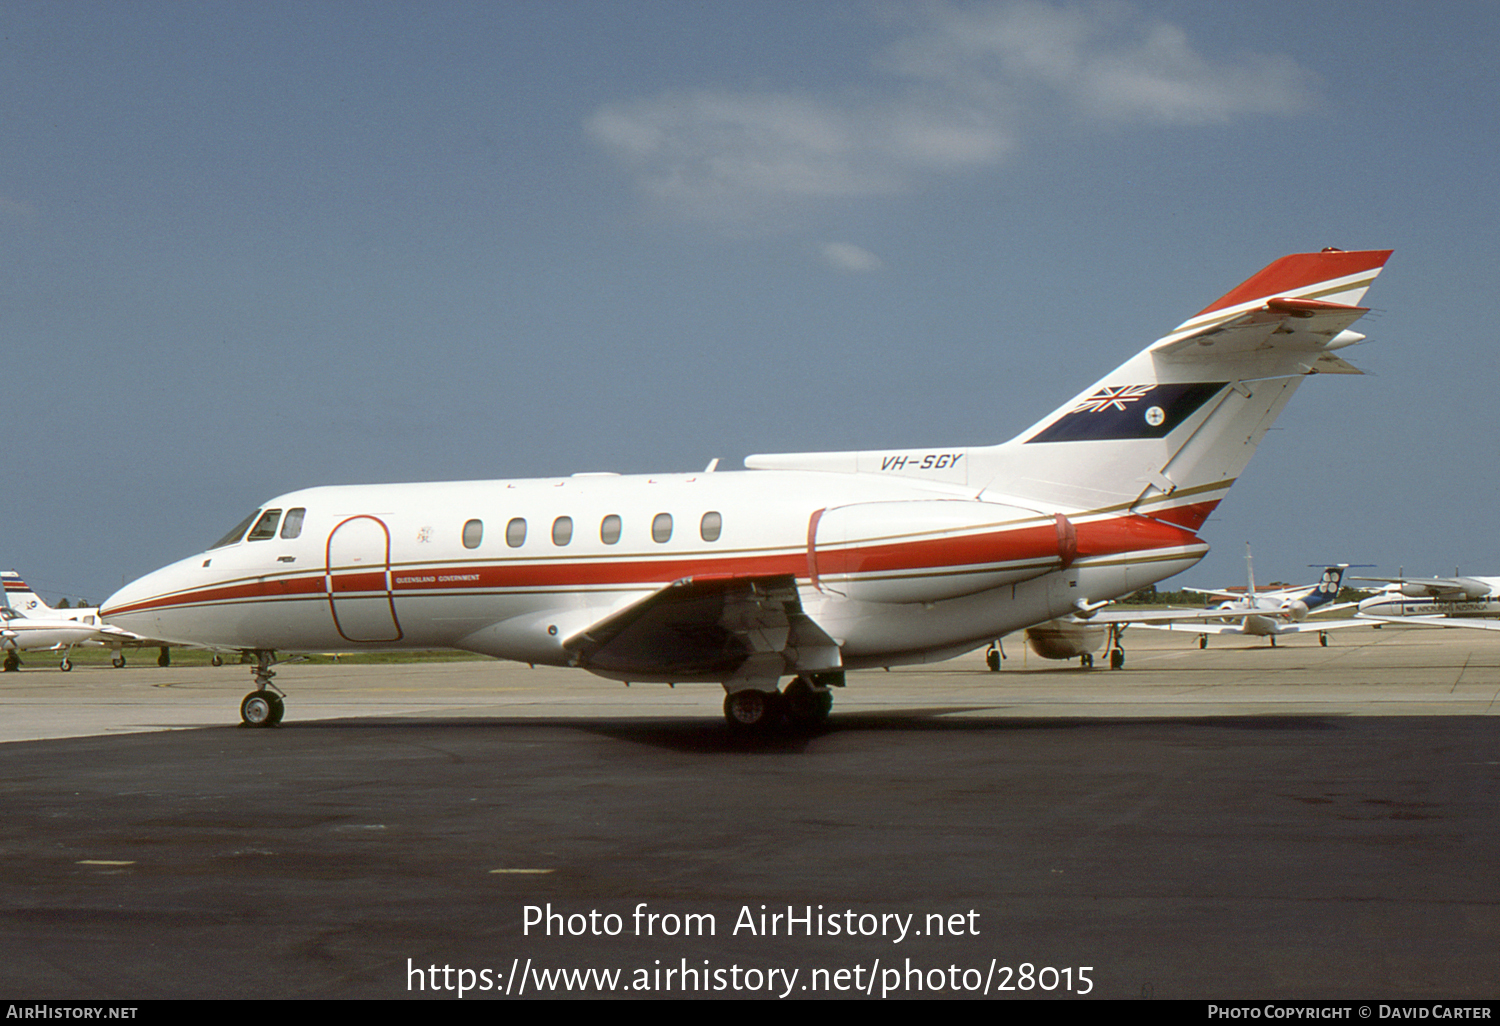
(101, 249, 1393, 730)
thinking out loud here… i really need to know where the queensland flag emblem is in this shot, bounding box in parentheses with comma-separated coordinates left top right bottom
(1026, 382, 1225, 443)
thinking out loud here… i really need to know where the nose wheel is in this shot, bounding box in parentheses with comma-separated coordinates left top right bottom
(240, 690, 285, 727)
(239, 649, 286, 727)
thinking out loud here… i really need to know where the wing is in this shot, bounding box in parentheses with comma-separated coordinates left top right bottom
(1068, 606, 1226, 625)
(1182, 588, 1247, 601)
(1262, 618, 1370, 634)
(1359, 615, 1500, 632)
(1138, 617, 1370, 636)
(563, 575, 841, 686)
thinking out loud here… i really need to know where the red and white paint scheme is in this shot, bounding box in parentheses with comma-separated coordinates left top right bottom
(102, 248, 1393, 730)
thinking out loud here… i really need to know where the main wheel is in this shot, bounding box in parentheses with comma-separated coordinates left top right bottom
(59, 658, 72, 671)
(240, 690, 283, 728)
(723, 689, 783, 732)
(2, 652, 18, 672)
(782, 677, 832, 727)
(985, 647, 1001, 672)
(1109, 648, 1125, 670)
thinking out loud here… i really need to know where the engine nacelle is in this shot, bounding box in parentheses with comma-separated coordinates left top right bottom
(1024, 619, 1105, 660)
(1399, 578, 1491, 601)
(809, 500, 1076, 605)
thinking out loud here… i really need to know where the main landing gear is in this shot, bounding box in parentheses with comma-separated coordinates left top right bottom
(1084, 648, 1125, 669)
(1088, 624, 1126, 670)
(239, 649, 285, 728)
(723, 673, 839, 734)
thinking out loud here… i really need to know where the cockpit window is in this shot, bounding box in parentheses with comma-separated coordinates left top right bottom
(210, 510, 261, 549)
(280, 508, 306, 540)
(247, 509, 282, 541)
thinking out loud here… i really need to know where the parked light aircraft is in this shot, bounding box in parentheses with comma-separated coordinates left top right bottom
(2, 570, 177, 669)
(100, 248, 1393, 730)
(1355, 575, 1500, 629)
(0, 605, 105, 671)
(1135, 559, 1365, 647)
(1012, 555, 1363, 667)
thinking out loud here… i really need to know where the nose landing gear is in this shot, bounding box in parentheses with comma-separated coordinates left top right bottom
(239, 650, 286, 727)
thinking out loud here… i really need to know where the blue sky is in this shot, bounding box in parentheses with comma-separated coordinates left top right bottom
(4, 1, 1498, 604)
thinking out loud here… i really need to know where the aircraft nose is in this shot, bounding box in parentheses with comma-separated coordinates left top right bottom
(101, 563, 183, 638)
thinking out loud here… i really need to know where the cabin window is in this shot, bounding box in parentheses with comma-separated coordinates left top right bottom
(652, 513, 673, 544)
(700, 511, 722, 542)
(210, 510, 260, 549)
(280, 508, 306, 540)
(462, 519, 484, 549)
(600, 514, 622, 545)
(247, 509, 282, 541)
(552, 516, 573, 546)
(506, 517, 527, 548)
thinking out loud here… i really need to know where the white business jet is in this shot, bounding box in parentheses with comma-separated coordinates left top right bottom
(101, 248, 1393, 731)
(1355, 575, 1500, 629)
(1131, 557, 1367, 648)
(1011, 555, 1363, 668)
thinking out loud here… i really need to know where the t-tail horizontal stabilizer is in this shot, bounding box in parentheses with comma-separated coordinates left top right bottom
(978, 249, 1393, 529)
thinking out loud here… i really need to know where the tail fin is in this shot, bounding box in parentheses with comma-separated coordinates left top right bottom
(977, 249, 1393, 528)
(2, 570, 54, 615)
(1306, 565, 1347, 609)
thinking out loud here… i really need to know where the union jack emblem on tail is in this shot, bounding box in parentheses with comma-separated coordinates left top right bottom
(1069, 384, 1156, 414)
(1026, 382, 1226, 443)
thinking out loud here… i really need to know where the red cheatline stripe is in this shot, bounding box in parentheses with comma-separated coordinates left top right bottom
(106, 512, 1205, 618)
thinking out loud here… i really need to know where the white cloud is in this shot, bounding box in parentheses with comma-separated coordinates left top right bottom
(585, 90, 1009, 226)
(586, 2, 1317, 226)
(821, 242, 885, 273)
(889, 3, 1315, 125)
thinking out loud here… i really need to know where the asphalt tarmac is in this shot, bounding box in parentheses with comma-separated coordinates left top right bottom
(1, 627, 1496, 1000)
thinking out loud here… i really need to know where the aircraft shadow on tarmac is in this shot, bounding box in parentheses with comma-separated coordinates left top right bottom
(240, 709, 1343, 755)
